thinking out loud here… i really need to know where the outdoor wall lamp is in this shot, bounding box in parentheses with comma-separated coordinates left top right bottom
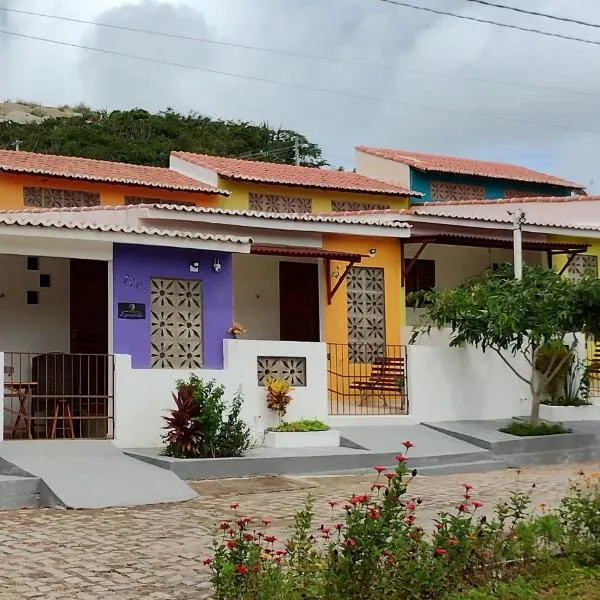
(213, 257, 222, 273)
(189, 261, 200, 273)
(368, 248, 377, 256)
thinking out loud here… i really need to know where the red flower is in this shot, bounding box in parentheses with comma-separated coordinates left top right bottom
(327, 500, 338, 508)
(250, 564, 260, 573)
(335, 523, 344, 531)
(243, 533, 255, 541)
(368, 509, 381, 519)
(434, 522, 443, 530)
(472, 500, 484, 509)
(395, 454, 406, 463)
(406, 501, 417, 512)
(344, 538, 357, 547)
(457, 503, 469, 513)
(322, 532, 331, 540)
(203, 557, 213, 565)
(344, 503, 352, 511)
(374, 465, 386, 474)
(226, 540, 237, 549)
(462, 484, 473, 492)
(275, 550, 287, 556)
(320, 526, 332, 534)
(409, 532, 419, 540)
(403, 515, 415, 526)
(384, 472, 396, 480)
(261, 519, 271, 526)
(218, 521, 230, 530)
(235, 564, 247, 574)
(402, 440, 415, 449)
(447, 538, 457, 546)
(264, 535, 277, 544)
(371, 483, 386, 491)
(230, 503, 240, 510)
(435, 548, 448, 556)
(349, 494, 369, 505)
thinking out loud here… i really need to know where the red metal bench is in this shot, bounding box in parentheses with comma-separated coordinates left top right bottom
(349, 357, 406, 408)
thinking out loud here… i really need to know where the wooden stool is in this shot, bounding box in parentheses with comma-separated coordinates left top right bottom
(49, 400, 75, 439)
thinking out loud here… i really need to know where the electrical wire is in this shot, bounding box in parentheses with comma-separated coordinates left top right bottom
(376, 0, 600, 47)
(1, 28, 599, 136)
(1, 6, 600, 99)
(460, 0, 600, 29)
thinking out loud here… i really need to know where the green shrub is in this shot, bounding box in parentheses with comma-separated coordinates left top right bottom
(500, 420, 571, 436)
(162, 376, 251, 458)
(269, 419, 329, 432)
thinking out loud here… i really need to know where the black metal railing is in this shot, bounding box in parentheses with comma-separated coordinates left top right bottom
(3, 352, 114, 440)
(327, 343, 408, 416)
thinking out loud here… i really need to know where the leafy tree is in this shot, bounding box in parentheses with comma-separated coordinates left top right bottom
(0, 107, 326, 167)
(410, 264, 600, 424)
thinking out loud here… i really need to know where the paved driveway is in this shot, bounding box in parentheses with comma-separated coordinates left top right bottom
(0, 463, 596, 599)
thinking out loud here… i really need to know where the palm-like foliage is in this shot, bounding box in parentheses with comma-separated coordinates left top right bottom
(162, 385, 202, 458)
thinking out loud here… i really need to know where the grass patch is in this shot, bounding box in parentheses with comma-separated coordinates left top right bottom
(268, 419, 330, 432)
(500, 420, 571, 436)
(454, 559, 600, 599)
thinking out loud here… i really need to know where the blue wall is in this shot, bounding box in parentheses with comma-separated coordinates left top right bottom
(410, 169, 574, 203)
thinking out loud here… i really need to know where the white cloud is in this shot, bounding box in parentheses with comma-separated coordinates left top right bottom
(1, 0, 599, 188)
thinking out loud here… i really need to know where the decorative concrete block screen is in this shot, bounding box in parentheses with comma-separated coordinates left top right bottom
(150, 278, 203, 369)
(430, 181, 484, 202)
(24, 187, 100, 208)
(256, 356, 307, 386)
(248, 193, 312, 213)
(124, 196, 194, 206)
(566, 254, 598, 281)
(346, 267, 386, 363)
(331, 200, 390, 212)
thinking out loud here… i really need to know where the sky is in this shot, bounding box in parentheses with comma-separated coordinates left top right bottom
(0, 0, 599, 189)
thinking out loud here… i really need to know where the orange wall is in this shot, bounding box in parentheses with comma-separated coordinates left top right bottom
(0, 173, 220, 209)
(323, 234, 402, 346)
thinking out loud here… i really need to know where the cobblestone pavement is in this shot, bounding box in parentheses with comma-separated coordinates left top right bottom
(0, 462, 598, 599)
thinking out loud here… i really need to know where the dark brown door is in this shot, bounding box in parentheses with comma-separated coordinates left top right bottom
(70, 259, 109, 354)
(279, 262, 320, 342)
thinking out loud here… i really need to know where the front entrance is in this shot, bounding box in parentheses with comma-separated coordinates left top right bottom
(279, 262, 320, 342)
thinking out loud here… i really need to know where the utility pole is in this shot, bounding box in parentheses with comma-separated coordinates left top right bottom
(294, 137, 300, 166)
(509, 209, 525, 280)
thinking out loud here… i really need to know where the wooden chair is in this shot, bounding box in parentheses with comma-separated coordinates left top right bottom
(3, 365, 35, 439)
(349, 357, 406, 408)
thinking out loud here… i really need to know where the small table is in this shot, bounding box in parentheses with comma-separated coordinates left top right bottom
(4, 382, 37, 440)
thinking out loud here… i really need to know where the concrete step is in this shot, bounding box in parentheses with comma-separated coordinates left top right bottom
(0, 475, 40, 509)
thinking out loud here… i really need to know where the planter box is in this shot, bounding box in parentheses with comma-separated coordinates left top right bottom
(263, 430, 340, 449)
(540, 404, 600, 422)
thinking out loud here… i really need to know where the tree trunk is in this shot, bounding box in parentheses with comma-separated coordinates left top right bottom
(530, 388, 541, 426)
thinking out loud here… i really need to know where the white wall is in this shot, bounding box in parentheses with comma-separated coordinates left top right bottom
(112, 339, 328, 448)
(355, 151, 411, 189)
(405, 244, 544, 326)
(407, 343, 532, 422)
(0, 255, 70, 354)
(232, 254, 324, 341)
(0, 352, 4, 441)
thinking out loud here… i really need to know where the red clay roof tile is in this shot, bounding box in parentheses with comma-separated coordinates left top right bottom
(171, 151, 419, 197)
(356, 146, 583, 190)
(0, 149, 225, 194)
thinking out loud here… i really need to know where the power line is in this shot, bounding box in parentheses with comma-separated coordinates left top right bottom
(2, 6, 600, 100)
(1, 28, 599, 137)
(235, 145, 296, 160)
(376, 0, 600, 47)
(460, 0, 600, 29)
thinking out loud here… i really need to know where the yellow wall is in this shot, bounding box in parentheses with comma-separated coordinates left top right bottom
(549, 234, 600, 273)
(323, 235, 403, 346)
(217, 178, 410, 213)
(0, 173, 221, 209)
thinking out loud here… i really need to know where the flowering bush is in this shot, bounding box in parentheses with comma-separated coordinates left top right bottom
(205, 447, 600, 600)
(229, 322, 246, 338)
(264, 377, 293, 422)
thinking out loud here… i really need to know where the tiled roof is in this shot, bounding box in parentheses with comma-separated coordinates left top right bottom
(0, 207, 250, 243)
(0, 149, 227, 194)
(422, 195, 599, 206)
(356, 146, 583, 189)
(171, 152, 420, 197)
(143, 203, 411, 227)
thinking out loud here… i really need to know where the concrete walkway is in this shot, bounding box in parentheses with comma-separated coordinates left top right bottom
(0, 441, 197, 508)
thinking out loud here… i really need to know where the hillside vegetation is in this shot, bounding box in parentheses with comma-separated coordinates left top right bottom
(0, 102, 326, 167)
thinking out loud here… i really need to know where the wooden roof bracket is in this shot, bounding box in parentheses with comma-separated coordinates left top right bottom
(402, 241, 430, 286)
(325, 258, 358, 305)
(558, 249, 587, 276)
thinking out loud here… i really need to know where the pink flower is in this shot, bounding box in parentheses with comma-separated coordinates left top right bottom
(374, 465, 386, 474)
(406, 501, 417, 512)
(264, 535, 277, 544)
(203, 557, 213, 565)
(402, 440, 415, 449)
(230, 503, 240, 510)
(384, 472, 396, 480)
(218, 521, 230, 531)
(344, 538, 357, 547)
(447, 538, 457, 546)
(462, 484, 473, 492)
(395, 454, 406, 463)
(368, 509, 381, 520)
(435, 548, 448, 556)
(371, 483, 386, 491)
(457, 503, 469, 514)
(327, 500, 338, 508)
(472, 500, 484, 509)
(349, 494, 369, 505)
(335, 523, 344, 531)
(261, 519, 271, 526)
(403, 515, 415, 526)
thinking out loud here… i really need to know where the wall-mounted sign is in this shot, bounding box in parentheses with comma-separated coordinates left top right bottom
(118, 303, 146, 319)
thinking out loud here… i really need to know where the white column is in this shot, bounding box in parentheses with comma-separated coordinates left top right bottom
(510, 209, 525, 280)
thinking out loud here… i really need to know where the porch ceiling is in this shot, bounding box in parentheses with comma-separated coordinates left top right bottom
(407, 234, 589, 254)
(250, 243, 365, 262)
